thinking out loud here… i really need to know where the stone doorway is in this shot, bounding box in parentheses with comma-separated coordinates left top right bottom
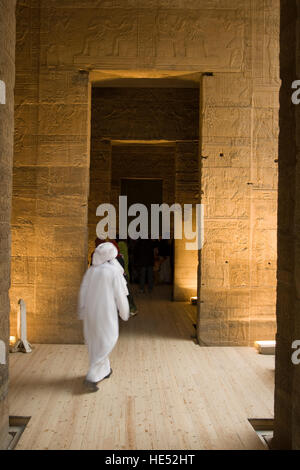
(88, 74, 201, 307)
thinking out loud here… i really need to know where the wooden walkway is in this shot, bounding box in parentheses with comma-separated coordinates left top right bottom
(9, 286, 274, 450)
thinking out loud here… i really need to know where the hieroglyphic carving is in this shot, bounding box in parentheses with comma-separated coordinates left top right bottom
(264, 13, 280, 81)
(45, 11, 73, 66)
(92, 88, 199, 140)
(74, 10, 138, 61)
(16, 5, 31, 61)
(42, 3, 247, 69)
(43, 8, 116, 66)
(154, 13, 192, 58)
(153, 9, 245, 70)
(203, 106, 251, 141)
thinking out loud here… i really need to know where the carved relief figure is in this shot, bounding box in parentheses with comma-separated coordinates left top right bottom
(264, 16, 280, 79)
(220, 11, 245, 69)
(14, 106, 31, 153)
(78, 13, 137, 58)
(185, 15, 208, 58)
(16, 6, 30, 57)
(46, 14, 72, 66)
(154, 12, 188, 57)
(104, 14, 137, 56)
(80, 18, 107, 57)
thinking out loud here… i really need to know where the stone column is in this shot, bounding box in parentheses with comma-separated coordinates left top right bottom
(199, 73, 253, 345)
(88, 139, 112, 260)
(174, 141, 199, 301)
(0, 0, 16, 450)
(12, 1, 90, 343)
(273, 0, 300, 450)
(198, 53, 279, 346)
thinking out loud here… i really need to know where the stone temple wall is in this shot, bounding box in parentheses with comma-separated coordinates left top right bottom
(0, 0, 16, 450)
(199, 1, 280, 345)
(91, 87, 199, 141)
(12, 0, 280, 344)
(273, 0, 300, 450)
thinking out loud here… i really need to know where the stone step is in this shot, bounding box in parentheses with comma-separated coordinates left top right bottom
(254, 340, 276, 355)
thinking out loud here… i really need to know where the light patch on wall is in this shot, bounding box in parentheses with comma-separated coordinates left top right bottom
(0, 80, 6, 104)
(0, 340, 6, 365)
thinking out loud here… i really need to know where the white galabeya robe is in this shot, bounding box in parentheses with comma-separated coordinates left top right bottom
(78, 242, 129, 383)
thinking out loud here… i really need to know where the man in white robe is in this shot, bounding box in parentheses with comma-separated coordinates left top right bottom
(78, 242, 130, 391)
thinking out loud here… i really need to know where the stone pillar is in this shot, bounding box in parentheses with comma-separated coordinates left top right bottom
(199, 73, 253, 345)
(198, 23, 279, 346)
(174, 142, 199, 301)
(0, 0, 16, 450)
(88, 139, 112, 260)
(12, 1, 90, 343)
(11, 0, 41, 340)
(273, 0, 300, 450)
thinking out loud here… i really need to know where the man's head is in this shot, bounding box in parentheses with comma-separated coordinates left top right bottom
(92, 242, 118, 266)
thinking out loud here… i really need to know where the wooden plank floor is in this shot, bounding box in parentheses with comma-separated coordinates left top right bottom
(9, 286, 275, 450)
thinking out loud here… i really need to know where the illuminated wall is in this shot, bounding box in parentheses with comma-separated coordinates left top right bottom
(12, 0, 279, 344)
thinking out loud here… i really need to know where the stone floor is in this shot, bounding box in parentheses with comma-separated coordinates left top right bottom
(9, 286, 274, 450)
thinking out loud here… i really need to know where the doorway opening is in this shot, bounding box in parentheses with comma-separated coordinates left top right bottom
(121, 178, 163, 212)
(88, 73, 200, 305)
(120, 178, 175, 295)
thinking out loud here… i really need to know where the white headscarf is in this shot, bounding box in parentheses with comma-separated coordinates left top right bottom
(92, 242, 118, 266)
(92, 242, 125, 276)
